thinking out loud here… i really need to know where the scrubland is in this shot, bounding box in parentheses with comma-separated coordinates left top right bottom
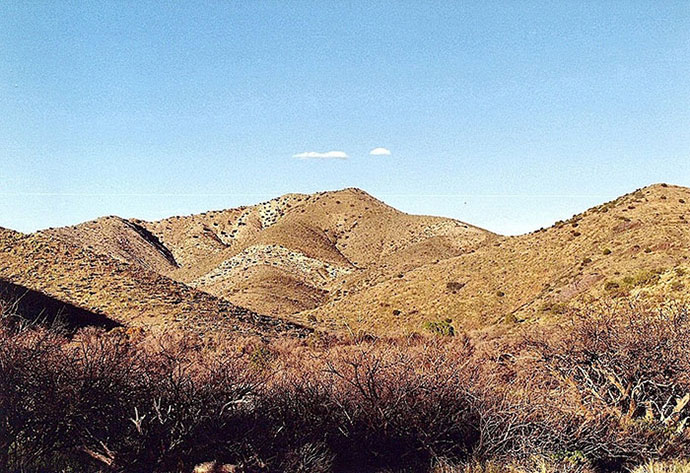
(1, 301, 688, 473)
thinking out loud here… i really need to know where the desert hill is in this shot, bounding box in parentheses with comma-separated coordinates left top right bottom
(302, 184, 690, 334)
(180, 188, 490, 316)
(0, 229, 308, 337)
(42, 188, 490, 318)
(44, 216, 179, 274)
(4, 184, 689, 338)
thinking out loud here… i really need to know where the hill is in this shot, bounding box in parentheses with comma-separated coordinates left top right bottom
(301, 184, 690, 334)
(5, 184, 690, 337)
(0, 229, 308, 337)
(43, 188, 490, 319)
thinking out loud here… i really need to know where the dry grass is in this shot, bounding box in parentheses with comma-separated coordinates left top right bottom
(304, 184, 690, 334)
(3, 184, 690, 338)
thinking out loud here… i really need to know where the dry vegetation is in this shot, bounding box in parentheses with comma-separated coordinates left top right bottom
(305, 184, 690, 334)
(2, 184, 690, 472)
(1, 300, 688, 473)
(32, 188, 489, 323)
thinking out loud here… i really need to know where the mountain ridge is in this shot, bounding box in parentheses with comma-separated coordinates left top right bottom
(2, 183, 688, 337)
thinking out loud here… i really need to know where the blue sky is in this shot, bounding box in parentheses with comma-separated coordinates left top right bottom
(1, 1, 689, 235)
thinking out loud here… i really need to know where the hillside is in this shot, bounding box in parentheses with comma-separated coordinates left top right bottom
(0, 230, 308, 337)
(301, 184, 690, 334)
(43, 188, 491, 318)
(0, 278, 120, 330)
(179, 188, 490, 317)
(5, 184, 690, 338)
(43, 216, 179, 274)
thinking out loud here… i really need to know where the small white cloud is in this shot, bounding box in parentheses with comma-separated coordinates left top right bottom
(369, 147, 391, 156)
(292, 150, 348, 160)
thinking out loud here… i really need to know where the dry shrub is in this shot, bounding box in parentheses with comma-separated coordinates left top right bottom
(1, 300, 690, 473)
(0, 321, 73, 471)
(0, 316, 261, 472)
(258, 336, 480, 471)
(475, 303, 690, 471)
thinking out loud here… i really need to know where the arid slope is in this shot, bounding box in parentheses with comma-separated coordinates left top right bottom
(301, 184, 690, 334)
(42, 188, 490, 318)
(0, 230, 307, 337)
(7, 184, 689, 337)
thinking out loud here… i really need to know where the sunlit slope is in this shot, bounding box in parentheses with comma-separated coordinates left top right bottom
(301, 184, 690, 334)
(181, 188, 490, 317)
(43, 188, 490, 319)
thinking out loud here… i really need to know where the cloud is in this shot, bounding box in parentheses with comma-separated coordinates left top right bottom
(369, 147, 391, 156)
(292, 151, 349, 160)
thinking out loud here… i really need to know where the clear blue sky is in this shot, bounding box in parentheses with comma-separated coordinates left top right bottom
(1, 1, 689, 235)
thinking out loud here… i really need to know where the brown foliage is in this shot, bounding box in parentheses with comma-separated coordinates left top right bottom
(0, 302, 689, 472)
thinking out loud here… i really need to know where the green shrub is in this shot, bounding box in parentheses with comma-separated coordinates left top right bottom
(249, 345, 275, 370)
(422, 319, 455, 336)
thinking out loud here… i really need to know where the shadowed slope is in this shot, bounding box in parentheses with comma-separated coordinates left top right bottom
(0, 278, 121, 331)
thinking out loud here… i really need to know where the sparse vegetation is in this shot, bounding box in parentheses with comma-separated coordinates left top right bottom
(423, 318, 456, 336)
(605, 268, 664, 296)
(3, 184, 690, 471)
(446, 282, 466, 293)
(540, 301, 570, 315)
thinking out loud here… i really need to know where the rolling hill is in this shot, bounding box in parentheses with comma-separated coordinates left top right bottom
(0, 228, 308, 338)
(301, 184, 690, 334)
(3, 184, 689, 338)
(41, 188, 490, 319)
